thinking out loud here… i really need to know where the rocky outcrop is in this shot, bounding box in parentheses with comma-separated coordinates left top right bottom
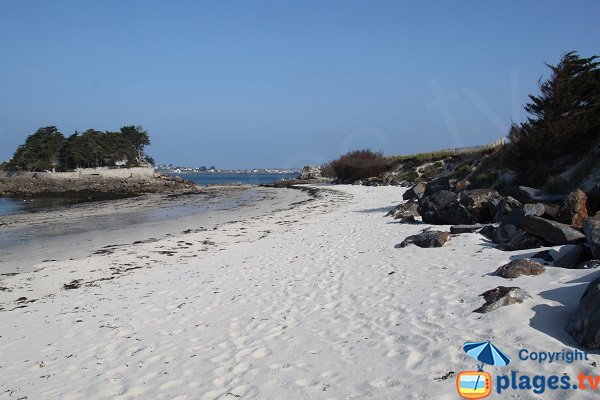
(474, 286, 531, 313)
(386, 201, 420, 220)
(0, 173, 197, 197)
(418, 189, 501, 225)
(556, 189, 588, 227)
(587, 184, 600, 214)
(396, 229, 450, 248)
(402, 182, 426, 200)
(423, 177, 451, 197)
(489, 196, 522, 223)
(493, 259, 546, 278)
(554, 244, 593, 269)
(565, 277, 600, 349)
(496, 229, 544, 251)
(504, 186, 566, 204)
(531, 250, 554, 262)
(583, 218, 600, 259)
(522, 216, 586, 245)
(500, 203, 546, 227)
(298, 165, 324, 180)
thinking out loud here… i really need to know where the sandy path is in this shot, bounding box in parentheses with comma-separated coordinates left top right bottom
(0, 185, 598, 399)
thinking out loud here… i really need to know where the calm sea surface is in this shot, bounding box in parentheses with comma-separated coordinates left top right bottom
(0, 172, 297, 216)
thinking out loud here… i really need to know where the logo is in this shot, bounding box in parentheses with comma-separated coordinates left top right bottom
(457, 371, 492, 399)
(457, 341, 510, 399)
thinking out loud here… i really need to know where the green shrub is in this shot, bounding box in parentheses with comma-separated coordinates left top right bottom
(404, 169, 419, 183)
(472, 170, 499, 187)
(451, 164, 473, 179)
(543, 175, 573, 194)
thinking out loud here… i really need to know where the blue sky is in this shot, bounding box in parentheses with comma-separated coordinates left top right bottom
(1, 1, 599, 168)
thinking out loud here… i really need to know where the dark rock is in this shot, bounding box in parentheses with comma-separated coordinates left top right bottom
(531, 250, 554, 262)
(583, 218, 600, 259)
(554, 245, 593, 269)
(450, 224, 486, 234)
(556, 189, 589, 227)
(504, 186, 566, 204)
(493, 259, 546, 278)
(474, 286, 532, 313)
(424, 177, 451, 197)
(386, 201, 420, 220)
(479, 225, 495, 240)
(454, 179, 472, 192)
(586, 184, 600, 214)
(399, 215, 417, 223)
(403, 182, 426, 201)
(418, 189, 501, 225)
(492, 224, 518, 244)
(496, 229, 544, 251)
(490, 196, 522, 223)
(565, 277, 600, 349)
(500, 203, 546, 227)
(396, 229, 450, 248)
(522, 216, 586, 245)
(542, 204, 560, 220)
(418, 190, 458, 224)
(575, 260, 600, 269)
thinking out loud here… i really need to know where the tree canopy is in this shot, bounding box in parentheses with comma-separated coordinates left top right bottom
(7, 125, 153, 171)
(506, 51, 600, 184)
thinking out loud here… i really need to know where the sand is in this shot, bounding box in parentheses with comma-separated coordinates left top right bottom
(0, 184, 598, 399)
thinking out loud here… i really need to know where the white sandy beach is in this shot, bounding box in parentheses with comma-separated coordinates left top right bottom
(1, 184, 599, 399)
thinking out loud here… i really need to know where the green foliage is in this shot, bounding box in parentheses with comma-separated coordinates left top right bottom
(451, 164, 473, 179)
(7, 126, 65, 171)
(506, 51, 600, 185)
(325, 149, 388, 183)
(7, 125, 152, 171)
(404, 169, 419, 183)
(543, 175, 573, 194)
(471, 170, 499, 187)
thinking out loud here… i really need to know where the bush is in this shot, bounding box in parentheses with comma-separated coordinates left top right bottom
(326, 149, 388, 183)
(404, 169, 419, 183)
(471, 170, 499, 187)
(451, 164, 473, 179)
(544, 175, 573, 194)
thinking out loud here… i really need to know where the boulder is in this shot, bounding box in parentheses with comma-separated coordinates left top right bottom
(454, 179, 472, 192)
(554, 244, 593, 269)
(493, 259, 546, 278)
(395, 229, 450, 248)
(565, 277, 600, 349)
(500, 203, 546, 227)
(298, 165, 323, 180)
(583, 218, 600, 259)
(587, 184, 600, 214)
(418, 190, 458, 224)
(399, 215, 417, 223)
(542, 204, 560, 220)
(492, 224, 518, 244)
(386, 201, 420, 220)
(474, 286, 532, 313)
(489, 196, 522, 223)
(418, 189, 501, 225)
(522, 216, 586, 245)
(504, 186, 566, 204)
(403, 182, 426, 201)
(496, 229, 544, 251)
(531, 250, 554, 262)
(556, 189, 589, 227)
(478, 225, 495, 240)
(450, 224, 486, 234)
(423, 177, 451, 197)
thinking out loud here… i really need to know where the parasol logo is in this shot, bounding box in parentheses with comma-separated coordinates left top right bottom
(457, 341, 511, 399)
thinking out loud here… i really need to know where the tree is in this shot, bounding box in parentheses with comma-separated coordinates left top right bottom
(506, 51, 600, 184)
(8, 126, 65, 171)
(120, 125, 150, 165)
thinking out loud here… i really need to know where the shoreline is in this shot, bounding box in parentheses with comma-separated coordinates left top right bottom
(1, 185, 598, 399)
